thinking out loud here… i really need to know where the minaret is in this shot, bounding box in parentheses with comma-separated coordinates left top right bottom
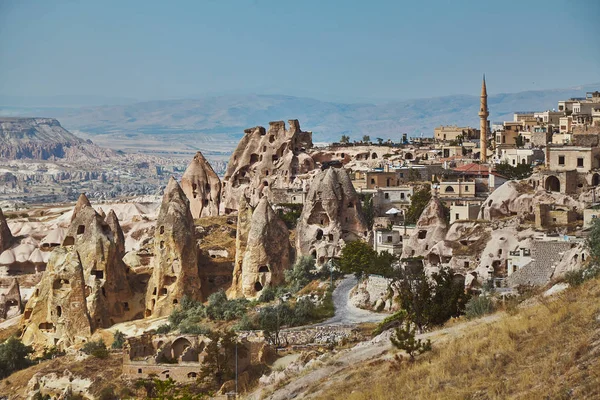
(479, 75, 489, 163)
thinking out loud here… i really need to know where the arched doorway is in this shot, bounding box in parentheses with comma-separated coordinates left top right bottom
(545, 175, 560, 192)
(592, 173, 600, 187)
(171, 337, 192, 360)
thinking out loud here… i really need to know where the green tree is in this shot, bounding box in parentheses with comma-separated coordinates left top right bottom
(404, 185, 431, 224)
(495, 162, 533, 180)
(390, 314, 432, 360)
(0, 337, 33, 379)
(397, 266, 469, 332)
(515, 134, 524, 148)
(376, 137, 383, 145)
(361, 193, 375, 230)
(200, 330, 246, 388)
(428, 268, 470, 325)
(362, 135, 371, 143)
(257, 303, 293, 347)
(285, 256, 317, 292)
(407, 168, 421, 182)
(339, 241, 396, 279)
(340, 135, 350, 144)
(111, 330, 126, 349)
(81, 339, 109, 359)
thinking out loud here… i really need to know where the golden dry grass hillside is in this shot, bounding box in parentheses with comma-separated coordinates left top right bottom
(317, 279, 600, 400)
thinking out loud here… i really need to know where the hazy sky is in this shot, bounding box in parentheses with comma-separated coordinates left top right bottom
(1, 0, 599, 103)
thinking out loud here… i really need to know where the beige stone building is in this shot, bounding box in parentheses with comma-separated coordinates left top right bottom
(436, 180, 476, 198)
(434, 126, 479, 142)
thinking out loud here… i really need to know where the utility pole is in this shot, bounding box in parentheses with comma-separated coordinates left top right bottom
(235, 339, 238, 398)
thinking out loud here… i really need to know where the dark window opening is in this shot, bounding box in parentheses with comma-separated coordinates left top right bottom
(418, 230, 427, 239)
(577, 158, 584, 167)
(160, 226, 165, 234)
(558, 155, 565, 165)
(316, 229, 323, 240)
(258, 265, 270, 273)
(92, 270, 104, 279)
(254, 282, 263, 292)
(161, 288, 168, 295)
(56, 306, 62, 317)
(77, 225, 85, 235)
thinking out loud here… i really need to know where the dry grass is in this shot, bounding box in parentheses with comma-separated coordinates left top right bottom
(318, 279, 600, 400)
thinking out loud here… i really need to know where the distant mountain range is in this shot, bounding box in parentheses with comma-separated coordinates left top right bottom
(1, 83, 598, 148)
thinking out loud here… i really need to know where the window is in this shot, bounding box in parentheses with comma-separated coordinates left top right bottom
(558, 155, 565, 165)
(386, 236, 392, 243)
(455, 213, 460, 220)
(384, 193, 389, 199)
(400, 193, 405, 199)
(370, 178, 375, 184)
(465, 186, 469, 192)
(577, 158, 584, 167)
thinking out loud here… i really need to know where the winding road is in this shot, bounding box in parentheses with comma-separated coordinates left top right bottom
(317, 275, 388, 326)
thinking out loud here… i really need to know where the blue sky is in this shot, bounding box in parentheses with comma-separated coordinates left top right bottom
(0, 0, 599, 103)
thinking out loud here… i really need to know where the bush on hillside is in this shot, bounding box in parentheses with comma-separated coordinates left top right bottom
(206, 290, 248, 321)
(82, 339, 109, 359)
(111, 330, 126, 349)
(0, 337, 33, 379)
(339, 241, 397, 279)
(465, 295, 495, 320)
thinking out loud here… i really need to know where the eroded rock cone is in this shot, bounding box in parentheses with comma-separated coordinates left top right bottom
(71, 193, 91, 222)
(401, 196, 449, 259)
(181, 151, 222, 218)
(0, 207, 14, 254)
(21, 248, 93, 348)
(296, 168, 369, 266)
(21, 193, 133, 348)
(105, 209, 126, 258)
(145, 177, 201, 317)
(228, 195, 253, 298)
(221, 120, 314, 213)
(230, 197, 290, 298)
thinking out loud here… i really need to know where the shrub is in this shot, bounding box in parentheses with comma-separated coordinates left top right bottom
(285, 256, 317, 292)
(81, 339, 109, 359)
(404, 186, 431, 224)
(564, 265, 600, 286)
(276, 204, 303, 229)
(465, 295, 495, 320)
(178, 321, 211, 335)
(233, 314, 256, 331)
(98, 386, 118, 400)
(339, 241, 396, 279)
(206, 290, 248, 320)
(111, 330, 126, 349)
(258, 286, 277, 303)
(0, 337, 34, 379)
(156, 324, 172, 334)
(390, 313, 431, 360)
(373, 310, 407, 336)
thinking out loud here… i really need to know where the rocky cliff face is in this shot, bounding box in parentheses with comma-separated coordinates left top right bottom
(181, 151, 221, 218)
(229, 197, 290, 298)
(0, 207, 15, 254)
(145, 177, 201, 317)
(296, 168, 369, 266)
(221, 120, 314, 213)
(401, 197, 449, 259)
(0, 118, 116, 161)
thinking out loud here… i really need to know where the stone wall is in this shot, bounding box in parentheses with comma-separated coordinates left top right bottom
(531, 131, 552, 147)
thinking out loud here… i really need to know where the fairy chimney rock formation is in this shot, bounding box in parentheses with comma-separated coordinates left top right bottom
(296, 168, 369, 266)
(71, 193, 91, 222)
(181, 151, 222, 218)
(106, 209, 126, 257)
(0, 277, 22, 320)
(21, 193, 133, 347)
(145, 177, 201, 318)
(0, 207, 14, 254)
(231, 197, 290, 298)
(228, 195, 253, 298)
(401, 197, 449, 259)
(20, 248, 93, 348)
(221, 119, 315, 213)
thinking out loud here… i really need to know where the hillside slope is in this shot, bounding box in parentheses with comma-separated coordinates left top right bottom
(255, 280, 600, 399)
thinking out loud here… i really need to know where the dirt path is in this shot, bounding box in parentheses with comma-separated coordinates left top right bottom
(317, 275, 388, 326)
